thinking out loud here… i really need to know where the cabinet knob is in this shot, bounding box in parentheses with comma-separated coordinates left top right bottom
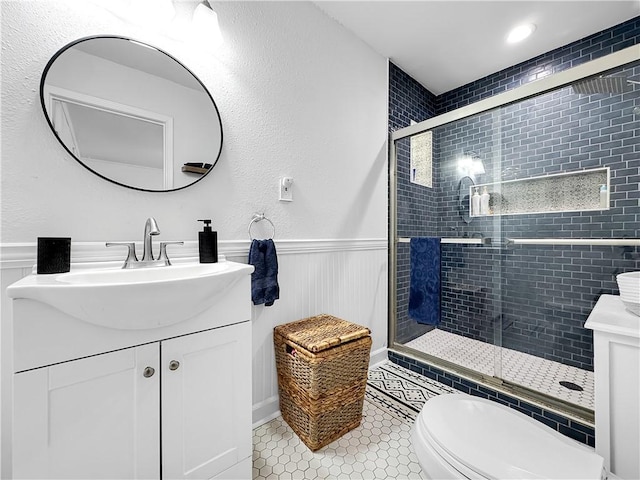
(169, 360, 180, 371)
(143, 367, 155, 378)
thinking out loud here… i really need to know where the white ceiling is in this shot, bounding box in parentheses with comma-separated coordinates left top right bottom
(314, 1, 640, 95)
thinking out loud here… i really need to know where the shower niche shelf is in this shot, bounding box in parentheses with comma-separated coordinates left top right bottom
(470, 167, 609, 217)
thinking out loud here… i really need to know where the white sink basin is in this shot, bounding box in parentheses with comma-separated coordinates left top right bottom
(7, 260, 254, 330)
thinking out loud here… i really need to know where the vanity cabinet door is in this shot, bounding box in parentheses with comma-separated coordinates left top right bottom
(13, 344, 160, 479)
(161, 321, 252, 480)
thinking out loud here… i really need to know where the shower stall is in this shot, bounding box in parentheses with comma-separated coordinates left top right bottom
(389, 48, 640, 422)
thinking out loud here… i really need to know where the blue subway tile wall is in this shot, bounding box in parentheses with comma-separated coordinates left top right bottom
(389, 351, 596, 447)
(389, 62, 437, 132)
(438, 16, 640, 114)
(390, 63, 440, 343)
(439, 244, 501, 346)
(389, 16, 640, 398)
(430, 60, 640, 370)
(437, 243, 639, 370)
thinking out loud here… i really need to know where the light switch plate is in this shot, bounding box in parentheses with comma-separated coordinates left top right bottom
(279, 177, 293, 202)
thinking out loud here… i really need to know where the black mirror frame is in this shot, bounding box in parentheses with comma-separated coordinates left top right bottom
(39, 35, 223, 193)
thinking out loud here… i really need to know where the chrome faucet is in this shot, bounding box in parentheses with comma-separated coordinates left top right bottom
(142, 217, 160, 262)
(106, 217, 183, 269)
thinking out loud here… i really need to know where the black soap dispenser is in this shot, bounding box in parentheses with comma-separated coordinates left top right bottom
(197, 219, 218, 263)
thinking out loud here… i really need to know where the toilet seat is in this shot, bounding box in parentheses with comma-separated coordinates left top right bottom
(415, 394, 604, 480)
(415, 420, 487, 479)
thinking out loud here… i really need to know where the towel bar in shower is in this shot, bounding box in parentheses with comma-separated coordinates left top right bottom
(397, 237, 489, 245)
(505, 238, 640, 247)
(397, 237, 640, 247)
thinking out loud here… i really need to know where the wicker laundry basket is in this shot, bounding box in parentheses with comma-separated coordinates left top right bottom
(274, 314, 372, 451)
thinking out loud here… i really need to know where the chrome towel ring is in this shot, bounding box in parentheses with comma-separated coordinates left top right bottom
(248, 213, 275, 240)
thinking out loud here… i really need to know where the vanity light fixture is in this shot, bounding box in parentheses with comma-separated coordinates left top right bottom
(506, 23, 536, 44)
(191, 1, 224, 47)
(90, 0, 222, 47)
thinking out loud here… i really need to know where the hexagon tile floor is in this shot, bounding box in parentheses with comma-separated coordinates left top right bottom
(252, 362, 455, 479)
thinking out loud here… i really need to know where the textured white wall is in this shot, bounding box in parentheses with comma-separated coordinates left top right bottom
(0, 0, 388, 243)
(1, 1, 389, 468)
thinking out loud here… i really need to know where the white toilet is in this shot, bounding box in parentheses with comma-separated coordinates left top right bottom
(412, 394, 608, 480)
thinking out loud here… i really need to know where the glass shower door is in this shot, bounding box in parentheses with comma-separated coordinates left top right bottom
(392, 53, 639, 417)
(392, 107, 505, 383)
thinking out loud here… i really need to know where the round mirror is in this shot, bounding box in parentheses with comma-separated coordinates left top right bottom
(458, 176, 475, 224)
(40, 36, 222, 192)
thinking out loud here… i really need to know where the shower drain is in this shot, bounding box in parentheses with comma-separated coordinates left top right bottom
(559, 381, 583, 391)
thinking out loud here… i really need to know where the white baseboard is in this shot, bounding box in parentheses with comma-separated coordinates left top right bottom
(369, 346, 389, 369)
(252, 395, 281, 429)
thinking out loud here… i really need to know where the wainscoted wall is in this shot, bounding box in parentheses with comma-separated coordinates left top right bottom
(0, 239, 388, 434)
(239, 241, 388, 425)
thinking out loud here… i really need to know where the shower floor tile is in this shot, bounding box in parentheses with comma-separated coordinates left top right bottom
(405, 329, 594, 410)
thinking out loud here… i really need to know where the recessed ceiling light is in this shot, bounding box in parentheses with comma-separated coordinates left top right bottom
(507, 24, 536, 44)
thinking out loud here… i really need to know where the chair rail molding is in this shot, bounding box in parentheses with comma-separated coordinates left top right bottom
(0, 238, 388, 269)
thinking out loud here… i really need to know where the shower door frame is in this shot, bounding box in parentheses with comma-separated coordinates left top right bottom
(388, 45, 640, 424)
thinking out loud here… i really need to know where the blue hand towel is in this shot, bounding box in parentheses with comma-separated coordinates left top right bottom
(408, 237, 441, 325)
(249, 239, 280, 306)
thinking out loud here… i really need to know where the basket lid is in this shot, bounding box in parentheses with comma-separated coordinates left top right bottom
(275, 314, 370, 353)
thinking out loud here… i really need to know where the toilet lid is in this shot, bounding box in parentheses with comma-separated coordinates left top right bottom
(418, 394, 604, 480)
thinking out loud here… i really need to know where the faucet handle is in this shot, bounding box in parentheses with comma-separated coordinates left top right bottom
(159, 241, 184, 266)
(106, 242, 138, 268)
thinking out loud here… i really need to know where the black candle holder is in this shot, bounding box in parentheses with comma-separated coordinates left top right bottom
(37, 237, 71, 274)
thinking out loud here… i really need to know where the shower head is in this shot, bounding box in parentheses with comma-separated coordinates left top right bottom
(571, 76, 639, 95)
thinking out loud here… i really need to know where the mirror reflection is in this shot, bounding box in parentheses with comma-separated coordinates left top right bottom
(458, 176, 475, 224)
(40, 36, 222, 192)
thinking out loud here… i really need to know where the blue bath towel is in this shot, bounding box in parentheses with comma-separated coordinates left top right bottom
(408, 237, 441, 325)
(249, 239, 280, 306)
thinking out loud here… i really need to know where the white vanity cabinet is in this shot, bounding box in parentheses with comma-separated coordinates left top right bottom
(12, 322, 251, 480)
(7, 261, 254, 480)
(161, 323, 251, 480)
(13, 344, 161, 479)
